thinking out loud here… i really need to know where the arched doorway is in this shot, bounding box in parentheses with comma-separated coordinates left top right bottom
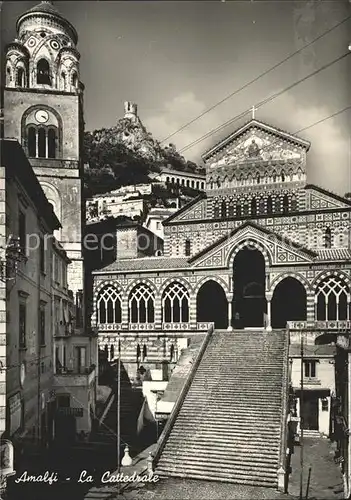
(271, 277, 306, 328)
(232, 247, 266, 328)
(196, 280, 228, 329)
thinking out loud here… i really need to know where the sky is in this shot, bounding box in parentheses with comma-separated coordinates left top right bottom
(1, 0, 351, 195)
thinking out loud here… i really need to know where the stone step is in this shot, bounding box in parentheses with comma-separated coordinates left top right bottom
(155, 465, 278, 484)
(161, 444, 279, 462)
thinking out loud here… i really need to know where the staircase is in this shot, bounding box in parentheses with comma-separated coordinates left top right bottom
(155, 329, 289, 487)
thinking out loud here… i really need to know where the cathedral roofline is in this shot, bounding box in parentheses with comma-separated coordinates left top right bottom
(202, 119, 311, 161)
(305, 184, 351, 206)
(188, 220, 317, 264)
(163, 193, 206, 226)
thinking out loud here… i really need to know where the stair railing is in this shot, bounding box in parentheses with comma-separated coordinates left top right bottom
(152, 324, 214, 469)
(278, 328, 291, 492)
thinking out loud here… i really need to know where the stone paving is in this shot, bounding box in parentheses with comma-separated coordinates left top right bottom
(84, 436, 344, 500)
(288, 436, 344, 500)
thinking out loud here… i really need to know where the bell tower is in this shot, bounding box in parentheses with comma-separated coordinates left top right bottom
(3, 1, 85, 299)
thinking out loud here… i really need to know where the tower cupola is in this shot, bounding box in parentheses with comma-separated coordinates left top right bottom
(5, 1, 81, 92)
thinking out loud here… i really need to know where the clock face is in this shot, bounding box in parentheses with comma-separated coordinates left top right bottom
(35, 110, 49, 124)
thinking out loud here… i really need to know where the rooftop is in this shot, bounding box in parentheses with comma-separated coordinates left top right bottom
(94, 256, 190, 274)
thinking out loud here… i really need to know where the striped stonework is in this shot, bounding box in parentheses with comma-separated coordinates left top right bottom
(306, 291, 315, 323)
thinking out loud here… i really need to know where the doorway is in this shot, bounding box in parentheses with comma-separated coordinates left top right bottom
(301, 392, 319, 431)
(232, 247, 266, 328)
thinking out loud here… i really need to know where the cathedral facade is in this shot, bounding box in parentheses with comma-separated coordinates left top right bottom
(93, 118, 351, 380)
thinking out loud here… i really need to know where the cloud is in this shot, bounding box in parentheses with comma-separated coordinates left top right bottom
(144, 92, 223, 163)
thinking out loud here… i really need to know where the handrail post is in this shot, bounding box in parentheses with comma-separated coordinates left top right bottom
(278, 327, 291, 492)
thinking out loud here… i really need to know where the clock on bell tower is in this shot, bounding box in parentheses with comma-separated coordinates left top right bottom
(3, 0, 85, 299)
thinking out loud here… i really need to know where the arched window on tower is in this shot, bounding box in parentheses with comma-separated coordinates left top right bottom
(48, 128, 57, 158)
(38, 128, 46, 157)
(256, 174, 260, 184)
(27, 127, 36, 157)
(72, 72, 78, 89)
(37, 59, 51, 85)
(291, 195, 298, 211)
(228, 202, 234, 217)
(221, 200, 227, 218)
(142, 344, 147, 361)
(6, 66, 12, 85)
(136, 344, 141, 363)
(283, 194, 289, 213)
(267, 196, 273, 214)
(185, 239, 191, 256)
(281, 171, 285, 182)
(26, 124, 59, 159)
(243, 201, 249, 216)
(325, 227, 332, 248)
(16, 67, 25, 87)
(61, 71, 66, 90)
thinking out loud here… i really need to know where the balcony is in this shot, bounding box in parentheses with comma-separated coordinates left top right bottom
(97, 322, 213, 333)
(54, 364, 96, 387)
(54, 323, 72, 337)
(288, 320, 351, 331)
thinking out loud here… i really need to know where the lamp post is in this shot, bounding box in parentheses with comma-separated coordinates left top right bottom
(299, 330, 304, 500)
(117, 336, 121, 474)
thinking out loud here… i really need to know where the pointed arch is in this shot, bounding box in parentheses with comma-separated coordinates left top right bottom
(37, 58, 51, 85)
(128, 283, 155, 323)
(16, 67, 25, 87)
(96, 285, 122, 324)
(162, 281, 189, 323)
(316, 276, 350, 321)
(221, 200, 227, 218)
(283, 194, 289, 213)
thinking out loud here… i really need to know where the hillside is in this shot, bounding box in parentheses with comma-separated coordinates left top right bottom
(83, 104, 205, 197)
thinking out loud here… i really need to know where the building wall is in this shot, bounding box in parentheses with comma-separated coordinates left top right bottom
(6, 175, 55, 441)
(163, 204, 351, 258)
(291, 357, 335, 436)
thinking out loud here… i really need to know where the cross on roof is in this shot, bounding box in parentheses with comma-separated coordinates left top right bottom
(251, 105, 256, 120)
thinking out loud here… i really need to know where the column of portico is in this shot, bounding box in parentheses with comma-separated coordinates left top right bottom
(154, 294, 162, 329)
(227, 294, 233, 331)
(189, 294, 197, 328)
(265, 292, 272, 332)
(121, 293, 129, 326)
(307, 290, 315, 324)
